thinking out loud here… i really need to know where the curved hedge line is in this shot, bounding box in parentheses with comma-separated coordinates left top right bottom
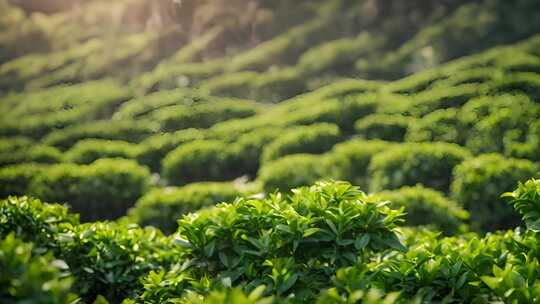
(42, 120, 159, 150)
(3, 179, 540, 302)
(369, 142, 471, 192)
(374, 185, 469, 234)
(261, 123, 342, 163)
(0, 159, 151, 221)
(149, 100, 262, 132)
(258, 154, 329, 192)
(0, 144, 62, 166)
(128, 182, 248, 234)
(136, 128, 205, 172)
(355, 114, 413, 142)
(451, 153, 538, 231)
(326, 139, 394, 190)
(162, 140, 235, 186)
(64, 139, 139, 164)
(0, 163, 48, 198)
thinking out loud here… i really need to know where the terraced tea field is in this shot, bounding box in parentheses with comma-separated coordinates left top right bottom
(1, 0, 540, 303)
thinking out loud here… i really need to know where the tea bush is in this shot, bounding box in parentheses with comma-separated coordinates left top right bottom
(199, 71, 259, 99)
(369, 142, 471, 192)
(148, 181, 405, 302)
(113, 88, 212, 120)
(0, 83, 132, 139)
(28, 159, 152, 221)
(0, 163, 48, 198)
(225, 18, 333, 72)
(0, 196, 178, 303)
(162, 140, 235, 186)
(128, 182, 247, 234)
(297, 32, 384, 76)
(504, 178, 540, 231)
(0, 144, 62, 166)
(256, 68, 309, 102)
(228, 127, 283, 177)
(0, 233, 77, 304)
(0, 136, 32, 153)
(451, 153, 538, 231)
(280, 96, 378, 133)
(461, 94, 540, 155)
(397, 84, 480, 117)
(405, 108, 466, 144)
(149, 100, 262, 132)
(136, 128, 205, 172)
(354, 114, 413, 142)
(258, 154, 329, 192)
(373, 185, 469, 234)
(261, 123, 342, 163)
(64, 139, 139, 164)
(3, 180, 540, 302)
(43, 120, 159, 150)
(326, 139, 393, 190)
(505, 119, 540, 162)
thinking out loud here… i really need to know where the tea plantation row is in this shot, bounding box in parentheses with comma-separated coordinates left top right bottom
(3, 0, 540, 102)
(2, 179, 540, 303)
(2, 2, 540, 302)
(1, 35, 540, 233)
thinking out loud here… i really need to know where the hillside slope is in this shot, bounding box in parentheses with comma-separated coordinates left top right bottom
(2, 1, 540, 303)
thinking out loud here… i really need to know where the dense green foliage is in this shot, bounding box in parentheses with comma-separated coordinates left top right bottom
(355, 114, 413, 142)
(2, 0, 540, 302)
(504, 178, 540, 231)
(451, 153, 539, 231)
(261, 123, 341, 163)
(0, 196, 177, 303)
(368, 143, 471, 192)
(258, 154, 329, 192)
(128, 182, 249, 234)
(0, 180, 540, 303)
(160, 181, 405, 301)
(373, 185, 469, 234)
(64, 139, 139, 164)
(0, 159, 151, 221)
(0, 233, 76, 303)
(162, 140, 235, 186)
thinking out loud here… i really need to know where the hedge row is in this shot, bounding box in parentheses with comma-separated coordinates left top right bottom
(127, 182, 250, 234)
(161, 123, 344, 185)
(0, 80, 132, 139)
(256, 142, 539, 233)
(0, 196, 176, 303)
(0, 140, 62, 166)
(0, 158, 151, 221)
(451, 153, 538, 231)
(4, 179, 540, 302)
(147, 100, 262, 132)
(368, 142, 471, 192)
(43, 120, 159, 150)
(373, 185, 468, 235)
(63, 139, 139, 164)
(257, 141, 471, 194)
(261, 123, 341, 163)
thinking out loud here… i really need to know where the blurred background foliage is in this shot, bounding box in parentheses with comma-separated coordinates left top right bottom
(4, 0, 540, 97)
